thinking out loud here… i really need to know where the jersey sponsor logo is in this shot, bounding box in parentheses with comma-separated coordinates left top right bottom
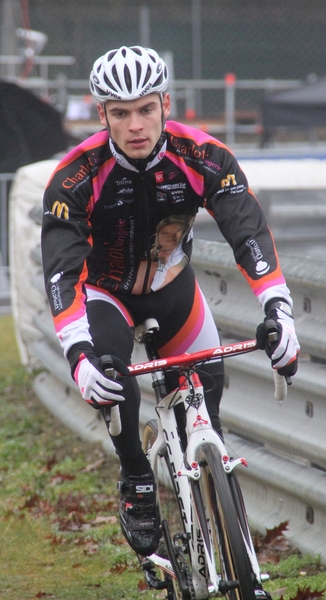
(157, 182, 187, 191)
(50, 272, 63, 283)
(170, 135, 208, 160)
(157, 192, 168, 202)
(170, 190, 185, 203)
(62, 154, 100, 190)
(97, 218, 131, 291)
(117, 187, 134, 195)
(115, 177, 132, 186)
(217, 173, 245, 196)
(155, 171, 164, 184)
(246, 239, 270, 275)
(51, 201, 69, 219)
(51, 281, 63, 311)
(203, 159, 222, 174)
(221, 173, 237, 187)
(104, 197, 135, 209)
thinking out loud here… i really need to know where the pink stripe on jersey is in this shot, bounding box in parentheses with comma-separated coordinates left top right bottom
(253, 276, 286, 297)
(54, 305, 87, 333)
(166, 120, 224, 147)
(46, 130, 109, 187)
(92, 158, 116, 205)
(165, 151, 205, 196)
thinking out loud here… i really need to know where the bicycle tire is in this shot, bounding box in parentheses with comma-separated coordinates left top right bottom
(228, 471, 253, 550)
(142, 419, 194, 600)
(193, 443, 256, 600)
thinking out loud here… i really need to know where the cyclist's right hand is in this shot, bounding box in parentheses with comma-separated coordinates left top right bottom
(74, 354, 126, 408)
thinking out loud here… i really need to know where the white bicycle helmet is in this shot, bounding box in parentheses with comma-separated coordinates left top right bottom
(89, 45, 169, 102)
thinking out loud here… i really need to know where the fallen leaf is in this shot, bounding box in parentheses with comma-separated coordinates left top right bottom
(290, 585, 326, 600)
(50, 473, 76, 486)
(80, 458, 106, 472)
(263, 521, 289, 545)
(40, 455, 57, 473)
(138, 578, 149, 590)
(91, 515, 118, 526)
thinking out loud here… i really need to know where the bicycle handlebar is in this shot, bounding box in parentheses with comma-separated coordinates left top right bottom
(128, 339, 258, 374)
(273, 370, 287, 402)
(127, 338, 289, 402)
(99, 339, 289, 437)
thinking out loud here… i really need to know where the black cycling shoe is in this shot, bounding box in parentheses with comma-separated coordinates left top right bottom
(117, 472, 160, 556)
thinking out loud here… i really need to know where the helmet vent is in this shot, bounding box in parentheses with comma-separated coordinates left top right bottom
(103, 72, 117, 92)
(124, 64, 132, 93)
(153, 73, 163, 89)
(143, 64, 152, 86)
(136, 61, 142, 87)
(107, 50, 117, 62)
(112, 64, 121, 89)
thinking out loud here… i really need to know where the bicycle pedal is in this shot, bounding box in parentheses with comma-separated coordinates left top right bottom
(142, 562, 167, 590)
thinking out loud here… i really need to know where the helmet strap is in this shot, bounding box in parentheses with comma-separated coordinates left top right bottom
(159, 93, 166, 131)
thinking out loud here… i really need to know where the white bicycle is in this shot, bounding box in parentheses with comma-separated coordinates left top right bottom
(104, 318, 287, 600)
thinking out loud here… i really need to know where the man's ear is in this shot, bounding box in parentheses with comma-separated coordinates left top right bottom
(162, 93, 171, 118)
(97, 103, 107, 126)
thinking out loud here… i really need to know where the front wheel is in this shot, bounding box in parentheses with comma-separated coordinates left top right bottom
(142, 419, 194, 600)
(194, 443, 256, 600)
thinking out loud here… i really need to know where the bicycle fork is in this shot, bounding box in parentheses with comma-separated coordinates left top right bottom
(145, 389, 209, 599)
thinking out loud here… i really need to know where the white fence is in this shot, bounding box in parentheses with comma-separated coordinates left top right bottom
(8, 159, 326, 562)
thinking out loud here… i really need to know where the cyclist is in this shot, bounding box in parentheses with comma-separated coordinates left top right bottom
(41, 46, 300, 562)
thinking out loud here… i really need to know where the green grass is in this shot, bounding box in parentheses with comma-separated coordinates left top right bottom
(0, 315, 157, 599)
(0, 314, 325, 600)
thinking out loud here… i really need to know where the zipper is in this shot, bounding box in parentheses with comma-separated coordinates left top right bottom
(140, 171, 153, 294)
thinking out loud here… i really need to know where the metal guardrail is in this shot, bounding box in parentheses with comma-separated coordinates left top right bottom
(0, 173, 14, 266)
(0, 173, 14, 312)
(7, 160, 326, 564)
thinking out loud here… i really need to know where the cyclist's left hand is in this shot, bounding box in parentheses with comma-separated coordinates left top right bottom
(256, 300, 300, 377)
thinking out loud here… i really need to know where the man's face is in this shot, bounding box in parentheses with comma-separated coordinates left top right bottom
(98, 93, 171, 159)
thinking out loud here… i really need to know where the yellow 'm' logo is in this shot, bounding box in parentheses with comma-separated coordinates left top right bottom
(51, 201, 69, 219)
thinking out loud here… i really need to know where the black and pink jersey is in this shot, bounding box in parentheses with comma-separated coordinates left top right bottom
(41, 120, 290, 355)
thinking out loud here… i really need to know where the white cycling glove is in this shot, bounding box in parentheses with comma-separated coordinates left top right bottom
(74, 355, 125, 406)
(256, 300, 300, 376)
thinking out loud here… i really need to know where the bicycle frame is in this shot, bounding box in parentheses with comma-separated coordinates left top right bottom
(129, 334, 268, 599)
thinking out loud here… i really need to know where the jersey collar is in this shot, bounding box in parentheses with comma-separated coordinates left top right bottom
(109, 133, 167, 173)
